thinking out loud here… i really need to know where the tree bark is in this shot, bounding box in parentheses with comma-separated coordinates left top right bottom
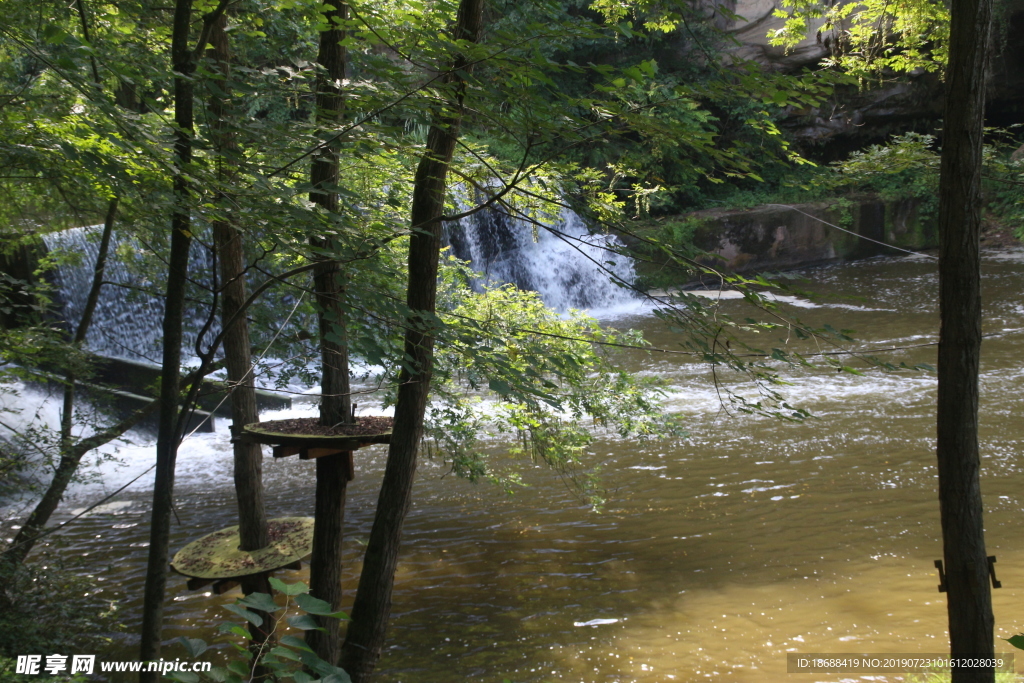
(208, 14, 269, 557)
(305, 4, 353, 666)
(936, 0, 995, 677)
(305, 452, 350, 664)
(207, 14, 276, 663)
(339, 0, 484, 678)
(138, 0, 194, 670)
(311, 2, 352, 428)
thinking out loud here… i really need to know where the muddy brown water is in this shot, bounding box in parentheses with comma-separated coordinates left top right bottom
(8, 252, 1024, 682)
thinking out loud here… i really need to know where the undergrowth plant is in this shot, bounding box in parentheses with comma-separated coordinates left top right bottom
(0, 556, 120, 683)
(168, 578, 350, 683)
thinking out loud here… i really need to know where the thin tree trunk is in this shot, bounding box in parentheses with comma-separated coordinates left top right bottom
(339, 1, 484, 678)
(306, 4, 353, 665)
(936, 0, 995, 677)
(311, 2, 351, 428)
(207, 14, 276, 662)
(73, 0, 101, 87)
(305, 451, 349, 664)
(136, 4, 232, 672)
(138, 0, 194, 668)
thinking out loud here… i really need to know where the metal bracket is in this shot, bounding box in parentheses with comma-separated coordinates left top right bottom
(935, 557, 1001, 592)
(989, 555, 1002, 589)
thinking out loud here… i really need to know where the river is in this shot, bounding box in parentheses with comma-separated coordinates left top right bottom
(7, 251, 1024, 682)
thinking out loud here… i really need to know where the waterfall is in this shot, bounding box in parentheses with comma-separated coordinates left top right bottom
(446, 205, 639, 312)
(43, 227, 217, 361)
(43, 202, 639, 362)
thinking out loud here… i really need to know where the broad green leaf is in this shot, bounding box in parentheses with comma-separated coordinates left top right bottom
(176, 636, 208, 658)
(240, 592, 280, 613)
(280, 635, 315, 652)
(167, 674, 200, 683)
(287, 614, 324, 631)
(268, 645, 303, 662)
(224, 603, 263, 627)
(294, 593, 348, 619)
(1005, 634, 1024, 650)
(269, 577, 308, 595)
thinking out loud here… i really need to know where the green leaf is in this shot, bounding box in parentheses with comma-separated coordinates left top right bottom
(280, 635, 315, 652)
(176, 636, 208, 658)
(269, 577, 308, 595)
(298, 650, 351, 680)
(488, 378, 512, 396)
(227, 660, 250, 676)
(1005, 634, 1024, 650)
(294, 593, 349, 619)
(269, 645, 303, 662)
(224, 603, 263, 627)
(287, 614, 324, 631)
(168, 673, 200, 683)
(218, 623, 251, 639)
(240, 592, 280, 613)
(42, 25, 69, 44)
(294, 593, 334, 615)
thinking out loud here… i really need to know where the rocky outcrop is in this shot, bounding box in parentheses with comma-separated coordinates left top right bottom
(705, 0, 1024, 150)
(682, 198, 934, 274)
(724, 0, 829, 69)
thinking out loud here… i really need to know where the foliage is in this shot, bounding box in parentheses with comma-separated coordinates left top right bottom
(168, 578, 350, 683)
(769, 0, 950, 79)
(979, 129, 1024, 240)
(904, 667, 1020, 683)
(421, 265, 684, 504)
(0, 556, 121, 667)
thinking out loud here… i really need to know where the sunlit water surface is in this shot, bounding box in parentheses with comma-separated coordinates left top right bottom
(5, 252, 1024, 682)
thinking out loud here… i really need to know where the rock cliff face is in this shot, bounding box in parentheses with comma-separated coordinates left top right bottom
(700, 0, 1024, 152)
(622, 198, 936, 288)
(724, 0, 829, 69)
(686, 198, 934, 273)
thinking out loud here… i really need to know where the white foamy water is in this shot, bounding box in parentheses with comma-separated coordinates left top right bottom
(448, 204, 639, 312)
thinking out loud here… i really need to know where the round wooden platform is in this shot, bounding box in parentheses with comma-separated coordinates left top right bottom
(171, 516, 314, 581)
(237, 417, 392, 461)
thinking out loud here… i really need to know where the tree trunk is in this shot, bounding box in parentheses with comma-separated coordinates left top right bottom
(138, 0, 196, 675)
(936, 0, 995, 677)
(207, 14, 276, 662)
(339, 0, 484, 678)
(311, 2, 351, 428)
(305, 4, 352, 666)
(305, 452, 350, 664)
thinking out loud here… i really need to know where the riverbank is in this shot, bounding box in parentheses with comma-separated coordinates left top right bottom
(619, 196, 939, 289)
(623, 195, 1023, 290)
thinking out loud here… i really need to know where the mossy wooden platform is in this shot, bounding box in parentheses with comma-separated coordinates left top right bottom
(236, 421, 392, 462)
(171, 517, 314, 593)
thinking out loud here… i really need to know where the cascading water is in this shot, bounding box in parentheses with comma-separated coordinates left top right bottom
(446, 204, 639, 312)
(43, 226, 217, 361)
